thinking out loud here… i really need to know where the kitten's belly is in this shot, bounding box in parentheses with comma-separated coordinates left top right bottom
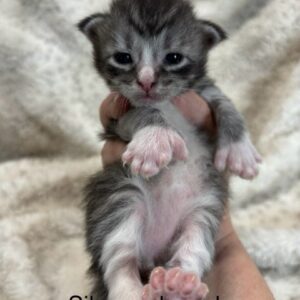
(140, 103, 213, 263)
(141, 160, 203, 261)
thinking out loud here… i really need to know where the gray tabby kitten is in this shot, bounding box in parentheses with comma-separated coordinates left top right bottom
(79, 0, 261, 299)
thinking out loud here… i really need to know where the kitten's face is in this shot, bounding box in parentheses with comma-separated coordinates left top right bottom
(79, 0, 225, 106)
(94, 26, 205, 105)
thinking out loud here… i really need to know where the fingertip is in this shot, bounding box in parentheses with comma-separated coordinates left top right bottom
(173, 91, 215, 133)
(100, 92, 131, 126)
(172, 95, 184, 106)
(99, 93, 119, 126)
(118, 94, 131, 114)
(101, 140, 127, 167)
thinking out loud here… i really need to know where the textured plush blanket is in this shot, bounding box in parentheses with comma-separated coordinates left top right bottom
(0, 0, 299, 299)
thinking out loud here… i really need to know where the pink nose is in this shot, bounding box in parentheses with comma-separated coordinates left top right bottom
(137, 79, 156, 93)
(137, 66, 156, 93)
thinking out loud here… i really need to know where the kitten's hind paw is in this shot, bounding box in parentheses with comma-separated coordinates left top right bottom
(122, 126, 188, 178)
(215, 135, 262, 180)
(142, 267, 208, 300)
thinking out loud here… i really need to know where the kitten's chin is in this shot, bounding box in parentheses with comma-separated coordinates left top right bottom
(124, 92, 167, 106)
(140, 94, 163, 103)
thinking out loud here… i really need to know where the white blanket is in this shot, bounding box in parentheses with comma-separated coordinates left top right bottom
(0, 0, 299, 299)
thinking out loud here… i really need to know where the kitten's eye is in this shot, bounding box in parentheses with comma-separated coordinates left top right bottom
(113, 52, 133, 65)
(164, 53, 184, 65)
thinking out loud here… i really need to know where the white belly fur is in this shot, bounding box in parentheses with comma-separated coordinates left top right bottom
(139, 102, 213, 262)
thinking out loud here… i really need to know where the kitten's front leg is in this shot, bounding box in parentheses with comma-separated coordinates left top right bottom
(198, 82, 262, 179)
(116, 107, 188, 178)
(214, 133, 262, 179)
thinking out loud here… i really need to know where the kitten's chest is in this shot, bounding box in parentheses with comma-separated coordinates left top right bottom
(151, 163, 201, 208)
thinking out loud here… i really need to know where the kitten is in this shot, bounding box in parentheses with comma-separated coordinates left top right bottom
(79, 0, 261, 299)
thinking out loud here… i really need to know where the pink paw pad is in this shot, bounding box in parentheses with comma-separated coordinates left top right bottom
(142, 267, 208, 300)
(122, 126, 188, 178)
(215, 135, 262, 180)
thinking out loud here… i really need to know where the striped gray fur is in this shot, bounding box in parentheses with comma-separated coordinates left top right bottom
(79, 0, 253, 299)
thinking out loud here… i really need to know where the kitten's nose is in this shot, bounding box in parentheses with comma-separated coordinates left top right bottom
(137, 66, 156, 93)
(137, 79, 156, 93)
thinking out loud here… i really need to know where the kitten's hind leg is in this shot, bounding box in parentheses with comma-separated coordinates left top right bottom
(143, 267, 208, 300)
(89, 216, 143, 300)
(101, 213, 144, 300)
(143, 220, 211, 300)
(85, 164, 146, 300)
(143, 194, 224, 300)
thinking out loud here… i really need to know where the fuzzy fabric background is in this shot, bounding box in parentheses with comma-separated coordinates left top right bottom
(0, 0, 299, 299)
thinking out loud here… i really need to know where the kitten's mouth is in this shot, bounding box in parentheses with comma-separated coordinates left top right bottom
(130, 89, 164, 104)
(140, 91, 161, 102)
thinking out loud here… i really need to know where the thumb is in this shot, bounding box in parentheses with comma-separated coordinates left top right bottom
(100, 93, 131, 127)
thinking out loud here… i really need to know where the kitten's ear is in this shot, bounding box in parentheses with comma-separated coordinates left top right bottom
(78, 13, 108, 41)
(199, 20, 227, 50)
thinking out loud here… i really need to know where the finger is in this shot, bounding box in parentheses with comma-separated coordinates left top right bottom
(101, 140, 127, 167)
(173, 91, 216, 133)
(215, 206, 235, 243)
(99, 93, 131, 127)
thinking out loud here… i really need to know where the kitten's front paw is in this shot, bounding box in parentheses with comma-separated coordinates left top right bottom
(122, 126, 188, 178)
(215, 135, 262, 179)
